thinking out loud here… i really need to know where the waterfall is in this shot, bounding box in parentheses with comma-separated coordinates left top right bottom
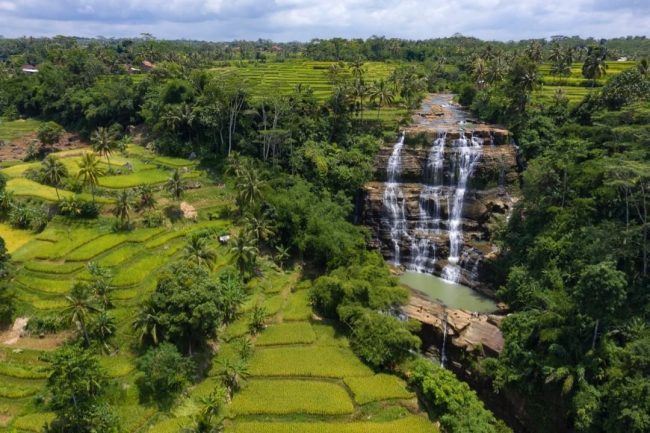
(379, 127, 484, 283)
(440, 310, 448, 367)
(409, 131, 446, 273)
(382, 134, 409, 265)
(442, 133, 483, 282)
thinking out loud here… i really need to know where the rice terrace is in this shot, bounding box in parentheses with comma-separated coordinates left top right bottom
(0, 5, 649, 433)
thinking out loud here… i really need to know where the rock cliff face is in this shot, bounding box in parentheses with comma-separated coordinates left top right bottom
(361, 94, 520, 293)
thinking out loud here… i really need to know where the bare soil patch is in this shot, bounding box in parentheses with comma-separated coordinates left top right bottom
(0, 131, 89, 162)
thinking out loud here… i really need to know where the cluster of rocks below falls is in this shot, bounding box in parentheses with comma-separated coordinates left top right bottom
(361, 103, 521, 295)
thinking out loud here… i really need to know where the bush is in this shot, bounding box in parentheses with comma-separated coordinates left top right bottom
(600, 69, 650, 110)
(310, 251, 407, 319)
(458, 83, 477, 107)
(408, 357, 510, 433)
(135, 343, 193, 409)
(37, 121, 64, 146)
(9, 202, 49, 231)
(142, 209, 164, 227)
(26, 315, 66, 335)
(339, 306, 420, 370)
(58, 196, 100, 218)
(24, 140, 42, 161)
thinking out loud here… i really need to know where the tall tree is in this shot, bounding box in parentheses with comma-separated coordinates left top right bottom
(368, 79, 395, 117)
(234, 164, 263, 214)
(165, 169, 185, 202)
(41, 155, 68, 199)
(183, 233, 217, 270)
(228, 231, 259, 280)
(63, 282, 99, 344)
(112, 189, 133, 227)
(132, 299, 160, 346)
(91, 127, 115, 171)
(582, 46, 608, 86)
(77, 153, 105, 204)
(42, 345, 117, 433)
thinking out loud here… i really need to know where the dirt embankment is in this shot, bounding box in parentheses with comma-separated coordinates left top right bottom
(0, 129, 89, 162)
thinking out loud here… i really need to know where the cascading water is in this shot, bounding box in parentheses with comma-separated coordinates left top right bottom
(410, 131, 446, 273)
(442, 133, 483, 282)
(382, 134, 409, 265)
(380, 128, 484, 283)
(440, 310, 448, 367)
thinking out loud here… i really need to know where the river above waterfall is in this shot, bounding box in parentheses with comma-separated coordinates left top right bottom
(400, 271, 497, 312)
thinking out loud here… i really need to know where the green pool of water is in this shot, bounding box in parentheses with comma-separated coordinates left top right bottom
(399, 271, 497, 313)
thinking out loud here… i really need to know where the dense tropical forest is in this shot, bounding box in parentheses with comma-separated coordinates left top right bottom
(0, 33, 648, 433)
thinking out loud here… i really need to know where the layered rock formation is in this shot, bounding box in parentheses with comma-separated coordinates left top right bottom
(362, 94, 520, 293)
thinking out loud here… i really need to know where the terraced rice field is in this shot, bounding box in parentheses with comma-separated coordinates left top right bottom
(210, 60, 408, 129)
(0, 119, 44, 141)
(0, 144, 202, 201)
(143, 269, 434, 433)
(212, 60, 395, 101)
(0, 117, 433, 433)
(534, 61, 637, 105)
(220, 283, 431, 432)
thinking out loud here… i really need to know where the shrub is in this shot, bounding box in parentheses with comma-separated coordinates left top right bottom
(37, 121, 64, 146)
(407, 357, 510, 433)
(26, 315, 66, 335)
(310, 251, 407, 319)
(135, 343, 193, 409)
(58, 196, 100, 218)
(458, 83, 477, 106)
(600, 69, 650, 110)
(142, 209, 164, 227)
(339, 306, 420, 370)
(9, 202, 49, 231)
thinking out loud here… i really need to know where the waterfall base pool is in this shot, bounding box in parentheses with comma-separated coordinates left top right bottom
(399, 271, 497, 313)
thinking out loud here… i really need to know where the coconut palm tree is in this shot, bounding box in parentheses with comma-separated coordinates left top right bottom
(351, 78, 367, 119)
(525, 40, 544, 63)
(548, 43, 564, 71)
(77, 152, 104, 203)
(90, 311, 116, 354)
(91, 127, 116, 171)
(219, 358, 249, 397)
(87, 261, 113, 309)
(471, 57, 488, 88)
(185, 386, 227, 433)
(638, 58, 649, 76)
(165, 169, 185, 202)
(41, 154, 68, 199)
(63, 282, 100, 344)
(368, 79, 395, 118)
(183, 233, 217, 270)
(242, 213, 273, 244)
(582, 46, 608, 86)
(248, 304, 267, 335)
(273, 245, 290, 270)
(132, 299, 160, 346)
(112, 189, 133, 227)
(228, 231, 258, 280)
(349, 59, 365, 81)
(235, 166, 263, 213)
(486, 55, 507, 84)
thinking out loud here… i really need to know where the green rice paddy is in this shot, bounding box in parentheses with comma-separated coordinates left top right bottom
(533, 61, 637, 106)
